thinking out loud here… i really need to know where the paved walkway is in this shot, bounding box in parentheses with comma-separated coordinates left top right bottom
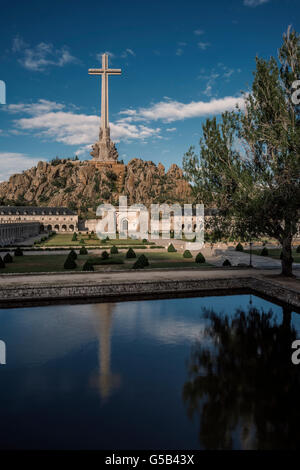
(0, 267, 299, 292)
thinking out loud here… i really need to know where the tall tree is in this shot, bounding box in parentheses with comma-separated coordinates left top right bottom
(183, 27, 300, 276)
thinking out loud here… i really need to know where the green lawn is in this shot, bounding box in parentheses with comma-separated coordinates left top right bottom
(0, 250, 211, 273)
(39, 233, 154, 247)
(0, 254, 89, 273)
(245, 248, 300, 263)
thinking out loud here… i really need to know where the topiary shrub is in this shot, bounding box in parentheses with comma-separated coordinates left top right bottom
(0, 256, 5, 268)
(132, 254, 149, 269)
(69, 249, 77, 260)
(3, 253, 13, 263)
(142, 238, 148, 244)
(195, 252, 206, 263)
(72, 233, 77, 241)
(64, 255, 77, 270)
(110, 245, 118, 254)
(80, 238, 85, 245)
(105, 236, 110, 241)
(126, 247, 136, 258)
(235, 242, 244, 252)
(296, 245, 300, 254)
(101, 250, 109, 260)
(82, 261, 94, 271)
(167, 243, 177, 252)
(223, 259, 232, 267)
(260, 247, 269, 256)
(183, 250, 193, 259)
(14, 247, 23, 256)
(79, 246, 88, 255)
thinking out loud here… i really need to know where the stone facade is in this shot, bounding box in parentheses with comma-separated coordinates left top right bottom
(0, 222, 40, 246)
(0, 206, 78, 233)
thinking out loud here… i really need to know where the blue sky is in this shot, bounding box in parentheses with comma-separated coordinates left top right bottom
(0, 0, 299, 181)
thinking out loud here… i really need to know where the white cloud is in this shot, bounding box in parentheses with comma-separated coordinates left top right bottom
(96, 51, 115, 62)
(121, 48, 136, 58)
(7, 100, 160, 157)
(12, 37, 78, 71)
(119, 95, 244, 123)
(194, 29, 204, 35)
(198, 42, 210, 50)
(176, 48, 184, 56)
(166, 127, 176, 132)
(243, 0, 270, 6)
(0, 153, 41, 182)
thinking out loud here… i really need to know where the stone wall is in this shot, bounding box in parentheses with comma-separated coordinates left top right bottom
(0, 275, 299, 310)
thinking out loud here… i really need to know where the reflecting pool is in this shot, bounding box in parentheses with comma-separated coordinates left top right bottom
(0, 294, 299, 450)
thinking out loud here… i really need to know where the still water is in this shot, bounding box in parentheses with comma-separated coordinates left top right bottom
(0, 294, 299, 450)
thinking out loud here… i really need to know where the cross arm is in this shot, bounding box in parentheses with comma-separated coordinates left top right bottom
(88, 69, 104, 75)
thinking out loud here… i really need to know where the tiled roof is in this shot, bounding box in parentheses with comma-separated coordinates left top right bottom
(0, 206, 77, 216)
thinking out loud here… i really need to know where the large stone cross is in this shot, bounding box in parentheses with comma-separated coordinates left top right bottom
(89, 54, 121, 143)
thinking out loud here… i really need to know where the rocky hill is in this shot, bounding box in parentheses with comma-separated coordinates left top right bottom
(0, 158, 192, 217)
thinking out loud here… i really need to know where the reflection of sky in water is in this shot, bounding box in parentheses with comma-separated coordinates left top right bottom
(0, 294, 298, 449)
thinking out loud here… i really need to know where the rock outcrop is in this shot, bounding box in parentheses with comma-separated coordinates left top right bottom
(0, 158, 192, 217)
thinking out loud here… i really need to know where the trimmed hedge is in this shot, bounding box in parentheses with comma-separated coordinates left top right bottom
(183, 250, 193, 259)
(126, 247, 136, 258)
(223, 259, 232, 266)
(110, 245, 119, 254)
(101, 250, 109, 260)
(82, 261, 94, 271)
(235, 242, 244, 252)
(64, 255, 77, 269)
(14, 247, 23, 256)
(195, 252, 206, 263)
(69, 249, 77, 260)
(167, 243, 177, 253)
(132, 254, 149, 269)
(3, 253, 13, 263)
(260, 247, 269, 256)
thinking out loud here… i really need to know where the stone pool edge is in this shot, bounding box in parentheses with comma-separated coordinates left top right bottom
(0, 275, 299, 310)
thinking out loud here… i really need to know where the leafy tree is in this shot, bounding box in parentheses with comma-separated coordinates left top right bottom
(183, 27, 300, 277)
(296, 245, 300, 254)
(0, 256, 5, 268)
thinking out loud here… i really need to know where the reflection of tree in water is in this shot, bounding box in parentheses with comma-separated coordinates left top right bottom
(182, 305, 300, 450)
